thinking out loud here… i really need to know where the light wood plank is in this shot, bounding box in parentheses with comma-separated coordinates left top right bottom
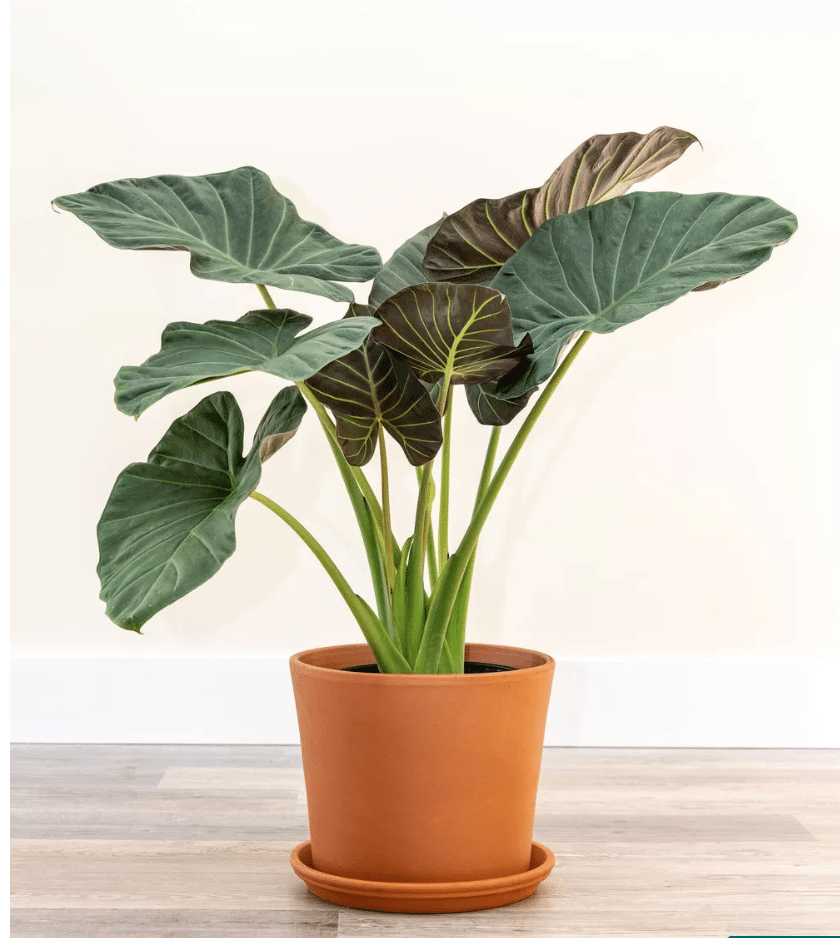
(11, 745, 840, 934)
(158, 767, 305, 790)
(11, 840, 317, 910)
(336, 907, 840, 936)
(11, 909, 338, 938)
(12, 789, 308, 840)
(534, 813, 813, 842)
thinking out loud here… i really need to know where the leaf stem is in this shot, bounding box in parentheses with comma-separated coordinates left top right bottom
(257, 284, 276, 308)
(249, 491, 409, 672)
(441, 424, 501, 673)
(377, 424, 395, 596)
(255, 284, 388, 539)
(415, 332, 593, 672)
(437, 388, 453, 571)
(475, 425, 502, 510)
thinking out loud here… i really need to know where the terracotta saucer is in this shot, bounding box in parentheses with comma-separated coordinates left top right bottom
(290, 840, 555, 913)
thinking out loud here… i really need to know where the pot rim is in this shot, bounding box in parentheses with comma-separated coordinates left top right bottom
(290, 642, 555, 684)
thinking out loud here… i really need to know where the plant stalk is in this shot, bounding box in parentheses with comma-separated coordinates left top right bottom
(405, 372, 452, 667)
(255, 283, 388, 540)
(377, 424, 395, 596)
(249, 491, 409, 672)
(441, 424, 501, 673)
(414, 332, 593, 672)
(437, 388, 453, 571)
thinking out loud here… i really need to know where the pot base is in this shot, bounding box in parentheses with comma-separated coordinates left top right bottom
(290, 840, 555, 913)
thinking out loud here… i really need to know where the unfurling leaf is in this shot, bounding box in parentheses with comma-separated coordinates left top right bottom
(423, 127, 698, 283)
(492, 191, 798, 396)
(374, 282, 533, 385)
(53, 166, 382, 302)
(115, 309, 378, 417)
(97, 388, 306, 631)
(305, 305, 443, 467)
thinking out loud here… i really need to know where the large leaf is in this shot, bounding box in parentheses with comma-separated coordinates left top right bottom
(491, 191, 798, 396)
(305, 305, 442, 466)
(115, 309, 379, 417)
(54, 166, 382, 302)
(98, 389, 306, 631)
(423, 127, 698, 283)
(368, 218, 443, 308)
(373, 282, 532, 385)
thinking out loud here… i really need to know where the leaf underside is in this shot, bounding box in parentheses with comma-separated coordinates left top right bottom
(54, 166, 382, 302)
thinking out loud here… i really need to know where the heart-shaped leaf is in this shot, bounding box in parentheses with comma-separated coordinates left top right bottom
(423, 127, 698, 284)
(305, 305, 443, 466)
(53, 166, 382, 302)
(464, 382, 535, 426)
(492, 191, 798, 396)
(115, 309, 379, 417)
(368, 219, 443, 308)
(374, 282, 532, 385)
(97, 388, 306, 631)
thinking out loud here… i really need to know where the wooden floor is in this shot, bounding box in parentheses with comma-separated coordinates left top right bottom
(10, 746, 840, 936)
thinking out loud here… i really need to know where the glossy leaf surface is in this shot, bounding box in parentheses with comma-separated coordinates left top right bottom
(423, 127, 698, 283)
(115, 309, 378, 417)
(98, 389, 306, 631)
(374, 283, 532, 385)
(54, 167, 382, 302)
(305, 305, 442, 466)
(492, 191, 798, 395)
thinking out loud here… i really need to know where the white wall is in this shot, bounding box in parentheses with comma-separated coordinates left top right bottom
(10, 0, 839, 740)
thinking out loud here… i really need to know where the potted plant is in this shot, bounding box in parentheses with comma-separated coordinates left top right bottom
(55, 126, 797, 913)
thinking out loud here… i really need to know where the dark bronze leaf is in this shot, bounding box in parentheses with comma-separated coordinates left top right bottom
(374, 282, 532, 385)
(423, 127, 699, 284)
(419, 189, 537, 285)
(305, 305, 443, 467)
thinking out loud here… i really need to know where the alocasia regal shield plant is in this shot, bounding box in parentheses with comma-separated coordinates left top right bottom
(55, 127, 797, 674)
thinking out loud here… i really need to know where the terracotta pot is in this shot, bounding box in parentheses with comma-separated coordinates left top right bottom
(289, 642, 555, 911)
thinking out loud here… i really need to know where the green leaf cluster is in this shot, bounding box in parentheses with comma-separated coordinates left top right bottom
(56, 136, 798, 672)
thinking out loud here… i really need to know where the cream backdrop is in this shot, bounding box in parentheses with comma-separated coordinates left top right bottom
(10, 0, 840, 741)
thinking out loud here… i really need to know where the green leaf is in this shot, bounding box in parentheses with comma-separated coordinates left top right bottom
(391, 534, 414, 634)
(97, 388, 306, 631)
(54, 166, 382, 302)
(464, 382, 535, 426)
(492, 191, 798, 396)
(305, 305, 443, 467)
(368, 218, 443, 307)
(373, 282, 533, 385)
(115, 309, 379, 417)
(423, 127, 698, 284)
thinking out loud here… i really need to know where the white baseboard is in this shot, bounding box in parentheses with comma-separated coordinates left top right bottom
(10, 654, 840, 746)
